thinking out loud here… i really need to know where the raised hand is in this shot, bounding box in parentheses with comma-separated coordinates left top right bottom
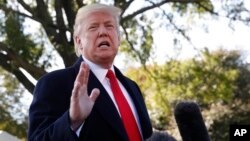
(69, 62, 100, 131)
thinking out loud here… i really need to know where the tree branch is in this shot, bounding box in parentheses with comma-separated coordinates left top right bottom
(120, 25, 146, 66)
(17, 0, 34, 14)
(122, 0, 134, 10)
(55, 0, 67, 33)
(0, 53, 34, 94)
(121, 0, 201, 24)
(121, 0, 167, 24)
(115, 0, 134, 17)
(51, 0, 77, 67)
(34, 0, 58, 38)
(0, 4, 39, 22)
(196, 1, 250, 25)
(0, 42, 47, 80)
(62, 0, 76, 30)
(75, 0, 84, 8)
(196, 2, 219, 16)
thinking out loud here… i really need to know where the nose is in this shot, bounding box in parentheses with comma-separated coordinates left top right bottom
(98, 25, 108, 37)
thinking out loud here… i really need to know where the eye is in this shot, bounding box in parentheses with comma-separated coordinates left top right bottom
(89, 26, 96, 29)
(88, 25, 98, 31)
(106, 24, 114, 29)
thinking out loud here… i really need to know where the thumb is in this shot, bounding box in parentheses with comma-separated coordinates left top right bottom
(90, 88, 100, 102)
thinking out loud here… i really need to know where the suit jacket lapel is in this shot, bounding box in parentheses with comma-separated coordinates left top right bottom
(114, 66, 152, 138)
(87, 71, 128, 140)
(73, 57, 151, 139)
(73, 58, 128, 140)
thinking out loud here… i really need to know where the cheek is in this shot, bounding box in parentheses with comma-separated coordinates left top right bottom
(80, 35, 92, 47)
(109, 31, 119, 44)
(114, 35, 120, 47)
(80, 38, 88, 47)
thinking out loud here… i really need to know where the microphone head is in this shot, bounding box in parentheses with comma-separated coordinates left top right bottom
(174, 101, 210, 141)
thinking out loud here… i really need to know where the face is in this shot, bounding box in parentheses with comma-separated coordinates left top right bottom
(76, 11, 120, 68)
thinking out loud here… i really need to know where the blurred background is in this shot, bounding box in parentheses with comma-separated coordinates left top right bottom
(0, 0, 250, 141)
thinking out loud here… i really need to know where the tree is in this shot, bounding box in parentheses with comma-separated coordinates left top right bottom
(126, 49, 250, 141)
(126, 49, 241, 130)
(0, 67, 28, 140)
(1, 0, 249, 94)
(0, 0, 250, 139)
(207, 50, 250, 141)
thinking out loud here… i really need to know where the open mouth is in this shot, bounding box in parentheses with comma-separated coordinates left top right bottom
(98, 41, 110, 47)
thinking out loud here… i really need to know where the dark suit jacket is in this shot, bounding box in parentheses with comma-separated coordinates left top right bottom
(28, 57, 152, 141)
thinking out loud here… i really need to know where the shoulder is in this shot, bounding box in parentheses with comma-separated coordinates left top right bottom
(38, 56, 82, 83)
(124, 75, 138, 86)
(33, 66, 77, 95)
(39, 67, 76, 82)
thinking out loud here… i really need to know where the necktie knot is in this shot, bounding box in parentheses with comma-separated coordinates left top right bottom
(106, 70, 115, 80)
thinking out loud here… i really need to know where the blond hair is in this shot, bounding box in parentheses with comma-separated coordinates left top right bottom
(73, 3, 121, 56)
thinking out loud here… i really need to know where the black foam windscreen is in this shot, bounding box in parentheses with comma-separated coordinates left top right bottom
(174, 101, 211, 141)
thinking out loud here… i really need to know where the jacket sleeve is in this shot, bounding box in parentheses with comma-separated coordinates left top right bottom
(28, 73, 78, 141)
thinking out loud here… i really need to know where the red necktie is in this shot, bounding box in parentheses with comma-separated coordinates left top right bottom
(106, 70, 142, 141)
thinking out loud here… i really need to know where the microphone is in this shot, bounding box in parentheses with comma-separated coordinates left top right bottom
(174, 101, 211, 141)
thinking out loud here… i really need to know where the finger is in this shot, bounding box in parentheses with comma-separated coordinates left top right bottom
(72, 82, 81, 98)
(82, 62, 89, 85)
(89, 88, 100, 102)
(75, 62, 85, 85)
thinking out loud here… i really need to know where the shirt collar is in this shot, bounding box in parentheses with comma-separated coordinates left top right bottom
(82, 56, 115, 83)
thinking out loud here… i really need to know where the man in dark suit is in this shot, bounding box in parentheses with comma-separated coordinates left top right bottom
(28, 3, 152, 141)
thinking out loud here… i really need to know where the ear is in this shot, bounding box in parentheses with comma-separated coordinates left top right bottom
(75, 36, 81, 44)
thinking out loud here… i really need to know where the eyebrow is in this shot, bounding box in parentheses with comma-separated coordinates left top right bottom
(89, 18, 115, 24)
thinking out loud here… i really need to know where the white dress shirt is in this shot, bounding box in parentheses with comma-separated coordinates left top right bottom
(74, 56, 142, 137)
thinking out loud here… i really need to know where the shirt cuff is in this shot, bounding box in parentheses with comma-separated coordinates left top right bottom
(76, 123, 83, 137)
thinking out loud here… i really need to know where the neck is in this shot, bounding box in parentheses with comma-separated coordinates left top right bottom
(82, 55, 114, 69)
(99, 63, 113, 69)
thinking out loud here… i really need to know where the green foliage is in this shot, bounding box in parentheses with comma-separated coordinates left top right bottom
(207, 50, 250, 141)
(4, 12, 44, 67)
(0, 67, 28, 139)
(126, 49, 241, 129)
(209, 101, 250, 141)
(152, 49, 239, 107)
(0, 0, 6, 5)
(120, 14, 154, 65)
(171, 0, 213, 15)
(126, 66, 171, 130)
(0, 0, 249, 140)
